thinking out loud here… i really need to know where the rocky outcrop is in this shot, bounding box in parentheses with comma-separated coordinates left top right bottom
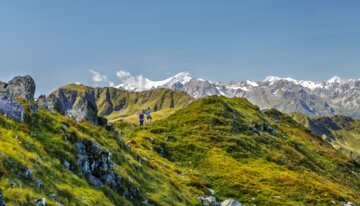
(250, 122, 276, 136)
(41, 89, 98, 124)
(75, 140, 140, 198)
(0, 75, 36, 101)
(0, 94, 24, 121)
(0, 75, 36, 121)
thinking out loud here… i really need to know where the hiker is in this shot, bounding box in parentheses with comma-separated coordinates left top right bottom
(145, 107, 152, 122)
(139, 110, 145, 126)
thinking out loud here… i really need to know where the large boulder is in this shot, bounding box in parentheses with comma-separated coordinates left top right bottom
(6, 75, 36, 101)
(0, 94, 24, 121)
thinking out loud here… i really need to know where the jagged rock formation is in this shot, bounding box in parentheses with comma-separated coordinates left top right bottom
(75, 140, 140, 198)
(0, 75, 36, 121)
(0, 75, 35, 101)
(47, 89, 98, 124)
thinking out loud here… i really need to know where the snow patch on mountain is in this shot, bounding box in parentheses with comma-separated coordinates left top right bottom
(115, 70, 193, 91)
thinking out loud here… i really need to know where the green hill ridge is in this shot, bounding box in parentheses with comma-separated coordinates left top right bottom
(0, 76, 359, 205)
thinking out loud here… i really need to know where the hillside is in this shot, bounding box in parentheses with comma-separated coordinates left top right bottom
(48, 84, 192, 121)
(290, 113, 360, 164)
(1, 75, 359, 205)
(118, 96, 360, 205)
(0, 100, 207, 205)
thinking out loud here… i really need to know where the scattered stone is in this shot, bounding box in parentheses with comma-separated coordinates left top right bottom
(36, 179, 44, 189)
(62, 160, 71, 170)
(221, 199, 242, 206)
(142, 199, 149, 205)
(207, 188, 215, 196)
(49, 194, 56, 200)
(343, 202, 357, 206)
(251, 122, 276, 136)
(22, 168, 32, 179)
(28, 103, 38, 114)
(200, 196, 219, 206)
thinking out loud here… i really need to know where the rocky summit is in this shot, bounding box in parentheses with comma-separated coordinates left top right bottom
(0, 75, 359, 205)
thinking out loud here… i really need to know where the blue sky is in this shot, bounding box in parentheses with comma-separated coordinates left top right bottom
(0, 0, 360, 95)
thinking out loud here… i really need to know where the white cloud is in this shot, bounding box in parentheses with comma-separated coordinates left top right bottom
(89, 69, 108, 83)
(116, 70, 148, 91)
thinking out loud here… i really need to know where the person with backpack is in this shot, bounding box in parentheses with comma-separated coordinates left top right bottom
(145, 107, 152, 123)
(139, 110, 145, 126)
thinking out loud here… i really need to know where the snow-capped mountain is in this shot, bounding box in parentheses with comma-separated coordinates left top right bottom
(115, 71, 360, 118)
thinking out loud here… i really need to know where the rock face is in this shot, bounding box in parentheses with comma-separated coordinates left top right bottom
(0, 94, 24, 121)
(5, 75, 36, 100)
(43, 89, 99, 124)
(75, 140, 140, 198)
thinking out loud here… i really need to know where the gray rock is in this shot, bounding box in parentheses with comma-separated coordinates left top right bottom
(88, 175, 103, 188)
(62, 160, 71, 170)
(221, 199, 242, 206)
(343, 202, 357, 206)
(0, 94, 24, 121)
(28, 103, 38, 114)
(7, 75, 36, 101)
(22, 168, 32, 179)
(101, 173, 117, 188)
(36, 179, 44, 189)
(36, 95, 48, 109)
(47, 89, 98, 124)
(49, 194, 56, 200)
(200, 196, 219, 206)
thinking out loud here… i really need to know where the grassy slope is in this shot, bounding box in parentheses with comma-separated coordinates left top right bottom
(290, 113, 360, 163)
(55, 84, 193, 121)
(0, 101, 204, 206)
(120, 96, 360, 205)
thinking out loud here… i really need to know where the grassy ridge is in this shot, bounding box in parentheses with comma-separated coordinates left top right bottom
(121, 96, 360, 205)
(0, 102, 204, 205)
(54, 84, 193, 121)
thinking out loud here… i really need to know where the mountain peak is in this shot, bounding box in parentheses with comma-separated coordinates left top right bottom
(327, 76, 342, 84)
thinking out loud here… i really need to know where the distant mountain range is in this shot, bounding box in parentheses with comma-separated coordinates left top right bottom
(115, 71, 360, 118)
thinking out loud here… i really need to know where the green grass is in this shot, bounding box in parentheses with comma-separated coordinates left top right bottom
(1, 95, 359, 205)
(119, 96, 360, 205)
